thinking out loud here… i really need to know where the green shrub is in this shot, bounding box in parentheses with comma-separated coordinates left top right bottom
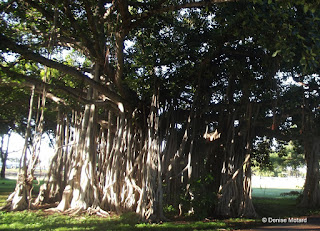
(181, 174, 217, 219)
(163, 204, 177, 218)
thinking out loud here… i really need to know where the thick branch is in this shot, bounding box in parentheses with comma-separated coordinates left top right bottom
(0, 66, 120, 109)
(0, 66, 83, 104)
(0, 33, 125, 107)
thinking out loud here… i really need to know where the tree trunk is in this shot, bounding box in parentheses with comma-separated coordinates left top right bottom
(215, 110, 240, 217)
(238, 151, 257, 218)
(56, 65, 100, 213)
(135, 90, 164, 221)
(215, 100, 257, 218)
(56, 105, 99, 212)
(0, 132, 11, 178)
(299, 137, 320, 207)
(238, 103, 257, 218)
(0, 155, 7, 179)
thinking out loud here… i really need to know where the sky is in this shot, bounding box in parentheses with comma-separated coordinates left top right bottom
(4, 132, 54, 168)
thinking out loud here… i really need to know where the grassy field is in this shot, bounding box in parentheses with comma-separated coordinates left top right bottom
(252, 187, 320, 219)
(0, 179, 318, 230)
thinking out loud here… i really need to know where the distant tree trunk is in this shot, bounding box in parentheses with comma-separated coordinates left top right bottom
(299, 137, 320, 207)
(0, 132, 11, 178)
(0, 153, 7, 178)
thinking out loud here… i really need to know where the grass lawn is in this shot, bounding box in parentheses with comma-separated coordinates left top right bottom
(0, 179, 318, 230)
(252, 187, 320, 219)
(0, 211, 258, 231)
(253, 197, 320, 218)
(0, 179, 16, 206)
(252, 188, 302, 198)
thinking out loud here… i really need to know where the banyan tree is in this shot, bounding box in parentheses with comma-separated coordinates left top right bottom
(1, 0, 319, 221)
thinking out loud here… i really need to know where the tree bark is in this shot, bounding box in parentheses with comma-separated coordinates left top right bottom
(299, 137, 320, 207)
(238, 103, 257, 218)
(215, 94, 257, 218)
(0, 132, 11, 178)
(56, 65, 100, 213)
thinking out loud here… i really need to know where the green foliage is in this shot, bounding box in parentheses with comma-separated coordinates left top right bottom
(163, 204, 177, 218)
(252, 138, 273, 173)
(253, 140, 305, 177)
(0, 85, 29, 135)
(181, 174, 217, 219)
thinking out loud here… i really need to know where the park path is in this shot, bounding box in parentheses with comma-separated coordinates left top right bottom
(239, 216, 320, 231)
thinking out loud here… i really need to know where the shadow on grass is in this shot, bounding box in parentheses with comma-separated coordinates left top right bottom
(0, 179, 16, 193)
(253, 197, 320, 218)
(0, 210, 259, 231)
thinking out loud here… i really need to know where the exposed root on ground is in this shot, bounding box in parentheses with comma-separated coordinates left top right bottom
(87, 206, 110, 217)
(45, 206, 110, 217)
(32, 202, 59, 210)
